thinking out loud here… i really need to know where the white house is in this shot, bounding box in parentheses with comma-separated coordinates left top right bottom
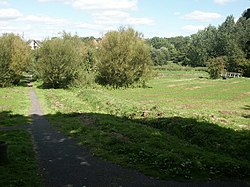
(27, 40, 41, 50)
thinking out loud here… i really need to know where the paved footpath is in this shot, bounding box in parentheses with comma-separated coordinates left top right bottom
(28, 88, 248, 187)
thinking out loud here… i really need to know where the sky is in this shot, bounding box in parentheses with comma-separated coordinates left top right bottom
(0, 0, 249, 40)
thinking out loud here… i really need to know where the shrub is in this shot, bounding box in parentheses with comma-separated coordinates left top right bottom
(35, 33, 88, 88)
(206, 56, 226, 79)
(0, 34, 31, 87)
(96, 27, 153, 88)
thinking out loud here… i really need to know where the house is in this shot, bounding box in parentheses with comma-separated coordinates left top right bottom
(27, 40, 41, 50)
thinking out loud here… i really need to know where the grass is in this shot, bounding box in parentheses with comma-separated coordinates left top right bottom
(0, 86, 31, 127)
(34, 70, 250, 182)
(0, 84, 42, 187)
(0, 130, 42, 187)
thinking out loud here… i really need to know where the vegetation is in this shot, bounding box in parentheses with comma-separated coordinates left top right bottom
(0, 86, 41, 186)
(147, 11, 250, 78)
(206, 56, 226, 79)
(0, 130, 42, 187)
(34, 33, 88, 88)
(0, 7, 249, 185)
(0, 86, 31, 127)
(0, 34, 31, 87)
(96, 27, 153, 87)
(35, 70, 250, 181)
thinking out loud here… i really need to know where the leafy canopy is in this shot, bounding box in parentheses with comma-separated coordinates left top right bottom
(35, 33, 87, 88)
(96, 27, 153, 88)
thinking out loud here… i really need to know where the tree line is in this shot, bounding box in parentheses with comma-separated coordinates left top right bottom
(147, 10, 250, 78)
(0, 9, 249, 88)
(0, 28, 152, 88)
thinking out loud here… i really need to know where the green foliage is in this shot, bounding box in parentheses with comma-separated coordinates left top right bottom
(96, 27, 153, 88)
(0, 33, 31, 87)
(150, 47, 170, 65)
(238, 58, 250, 77)
(35, 33, 88, 88)
(206, 56, 226, 79)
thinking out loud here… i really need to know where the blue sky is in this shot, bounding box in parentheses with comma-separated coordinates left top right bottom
(0, 0, 249, 40)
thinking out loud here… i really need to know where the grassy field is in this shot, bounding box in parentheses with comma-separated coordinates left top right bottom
(0, 86, 42, 187)
(0, 86, 31, 127)
(35, 70, 250, 182)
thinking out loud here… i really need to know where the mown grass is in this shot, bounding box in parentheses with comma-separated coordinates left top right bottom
(0, 85, 42, 187)
(0, 86, 31, 127)
(35, 70, 250, 182)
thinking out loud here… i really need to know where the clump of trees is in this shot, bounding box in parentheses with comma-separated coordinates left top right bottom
(147, 10, 250, 78)
(0, 34, 31, 87)
(96, 27, 153, 88)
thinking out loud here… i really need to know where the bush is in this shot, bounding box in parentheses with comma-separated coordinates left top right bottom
(206, 57, 226, 79)
(0, 34, 31, 87)
(238, 58, 250, 77)
(35, 33, 88, 88)
(96, 27, 153, 88)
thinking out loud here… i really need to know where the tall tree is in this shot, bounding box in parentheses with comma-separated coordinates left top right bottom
(97, 27, 153, 88)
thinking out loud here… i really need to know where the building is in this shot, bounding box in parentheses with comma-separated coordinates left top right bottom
(27, 40, 41, 50)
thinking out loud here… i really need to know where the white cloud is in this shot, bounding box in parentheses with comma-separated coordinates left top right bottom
(38, 0, 137, 10)
(127, 17, 153, 25)
(0, 0, 9, 6)
(0, 8, 23, 20)
(75, 22, 103, 30)
(213, 0, 236, 5)
(182, 25, 205, 33)
(93, 10, 153, 25)
(183, 10, 221, 22)
(38, 0, 153, 26)
(19, 15, 69, 26)
(38, 0, 72, 3)
(72, 0, 137, 11)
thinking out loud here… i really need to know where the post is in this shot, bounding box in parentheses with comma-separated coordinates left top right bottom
(0, 141, 8, 163)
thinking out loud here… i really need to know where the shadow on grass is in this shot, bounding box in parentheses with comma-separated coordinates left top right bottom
(0, 111, 41, 187)
(0, 111, 31, 127)
(1, 110, 249, 182)
(42, 111, 250, 181)
(243, 105, 250, 111)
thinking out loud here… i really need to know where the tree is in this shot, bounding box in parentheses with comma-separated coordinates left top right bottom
(0, 33, 31, 87)
(206, 57, 226, 79)
(150, 47, 171, 66)
(243, 8, 250, 20)
(35, 33, 88, 88)
(96, 27, 153, 88)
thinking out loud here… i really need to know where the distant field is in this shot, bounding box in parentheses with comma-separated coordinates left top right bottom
(97, 70, 250, 130)
(35, 70, 250, 181)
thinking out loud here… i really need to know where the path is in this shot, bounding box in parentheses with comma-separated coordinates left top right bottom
(28, 88, 248, 187)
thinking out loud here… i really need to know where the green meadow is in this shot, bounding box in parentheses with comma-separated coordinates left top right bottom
(34, 70, 250, 181)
